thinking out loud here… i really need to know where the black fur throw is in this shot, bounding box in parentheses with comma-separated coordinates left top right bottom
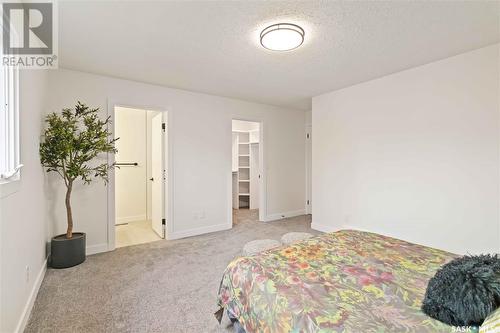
(422, 254, 500, 326)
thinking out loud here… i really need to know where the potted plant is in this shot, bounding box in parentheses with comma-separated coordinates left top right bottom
(40, 102, 117, 268)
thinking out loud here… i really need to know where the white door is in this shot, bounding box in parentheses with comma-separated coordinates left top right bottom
(151, 113, 164, 238)
(250, 143, 259, 209)
(306, 125, 312, 214)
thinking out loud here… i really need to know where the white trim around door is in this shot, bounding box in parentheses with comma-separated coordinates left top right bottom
(106, 99, 174, 251)
(230, 117, 267, 223)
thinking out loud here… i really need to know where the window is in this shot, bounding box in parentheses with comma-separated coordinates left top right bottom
(0, 63, 21, 183)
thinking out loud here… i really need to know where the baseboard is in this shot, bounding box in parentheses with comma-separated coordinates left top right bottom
(14, 258, 47, 333)
(168, 223, 231, 240)
(86, 243, 109, 255)
(341, 224, 373, 233)
(265, 209, 305, 222)
(115, 214, 147, 225)
(311, 222, 342, 233)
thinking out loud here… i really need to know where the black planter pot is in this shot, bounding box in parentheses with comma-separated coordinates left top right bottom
(50, 232, 86, 268)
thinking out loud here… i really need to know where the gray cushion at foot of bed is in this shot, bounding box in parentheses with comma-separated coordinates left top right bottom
(281, 232, 313, 245)
(242, 239, 281, 256)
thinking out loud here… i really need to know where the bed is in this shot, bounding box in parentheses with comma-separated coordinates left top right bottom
(216, 230, 457, 332)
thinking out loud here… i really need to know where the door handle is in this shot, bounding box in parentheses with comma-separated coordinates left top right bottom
(150, 177, 154, 181)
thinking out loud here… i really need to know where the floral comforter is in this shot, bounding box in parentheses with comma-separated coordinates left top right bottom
(216, 230, 457, 332)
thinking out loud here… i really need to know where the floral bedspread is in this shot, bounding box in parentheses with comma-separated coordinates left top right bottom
(216, 230, 457, 332)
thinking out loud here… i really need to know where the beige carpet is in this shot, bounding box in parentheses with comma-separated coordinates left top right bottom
(25, 211, 319, 333)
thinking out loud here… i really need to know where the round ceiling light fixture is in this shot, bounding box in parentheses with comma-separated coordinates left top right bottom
(260, 23, 305, 51)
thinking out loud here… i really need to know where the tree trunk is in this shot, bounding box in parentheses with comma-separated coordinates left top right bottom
(65, 182, 73, 239)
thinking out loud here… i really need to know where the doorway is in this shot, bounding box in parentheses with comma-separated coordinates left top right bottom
(306, 124, 312, 215)
(113, 106, 166, 247)
(232, 119, 263, 225)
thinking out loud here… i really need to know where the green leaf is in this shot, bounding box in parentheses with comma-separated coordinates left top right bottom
(39, 102, 119, 230)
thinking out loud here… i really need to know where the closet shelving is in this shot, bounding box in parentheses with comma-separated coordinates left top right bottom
(237, 132, 251, 208)
(232, 128, 260, 209)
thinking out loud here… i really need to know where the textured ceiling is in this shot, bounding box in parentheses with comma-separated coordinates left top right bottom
(59, 1, 500, 110)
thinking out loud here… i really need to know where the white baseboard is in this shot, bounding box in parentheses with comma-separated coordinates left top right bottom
(341, 224, 373, 233)
(168, 223, 231, 240)
(311, 222, 342, 233)
(311, 223, 395, 236)
(15, 259, 47, 333)
(86, 243, 109, 255)
(265, 209, 305, 222)
(116, 214, 147, 225)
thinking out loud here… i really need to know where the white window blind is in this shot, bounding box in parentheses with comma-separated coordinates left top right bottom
(0, 63, 21, 182)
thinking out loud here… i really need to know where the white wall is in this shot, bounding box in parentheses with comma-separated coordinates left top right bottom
(232, 119, 259, 132)
(312, 44, 500, 255)
(114, 107, 147, 224)
(0, 70, 49, 333)
(46, 69, 306, 251)
(305, 110, 311, 126)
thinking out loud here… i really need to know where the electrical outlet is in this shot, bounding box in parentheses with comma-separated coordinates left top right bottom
(200, 211, 206, 219)
(25, 265, 30, 283)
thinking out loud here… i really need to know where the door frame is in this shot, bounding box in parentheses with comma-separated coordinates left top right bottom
(150, 111, 165, 238)
(230, 118, 266, 223)
(107, 100, 173, 251)
(305, 124, 312, 215)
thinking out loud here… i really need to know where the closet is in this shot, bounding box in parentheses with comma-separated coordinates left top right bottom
(232, 121, 260, 210)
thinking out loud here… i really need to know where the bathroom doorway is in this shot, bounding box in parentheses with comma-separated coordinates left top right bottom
(113, 106, 166, 247)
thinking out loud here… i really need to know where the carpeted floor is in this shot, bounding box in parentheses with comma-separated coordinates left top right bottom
(25, 210, 319, 333)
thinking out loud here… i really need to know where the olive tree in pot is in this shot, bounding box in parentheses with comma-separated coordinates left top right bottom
(40, 102, 117, 268)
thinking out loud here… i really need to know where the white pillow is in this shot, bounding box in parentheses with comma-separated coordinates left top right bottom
(480, 307, 500, 333)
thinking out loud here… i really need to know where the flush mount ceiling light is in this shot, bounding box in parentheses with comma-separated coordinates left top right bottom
(260, 23, 305, 51)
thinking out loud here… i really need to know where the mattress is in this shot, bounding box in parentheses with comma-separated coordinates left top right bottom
(216, 229, 457, 332)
